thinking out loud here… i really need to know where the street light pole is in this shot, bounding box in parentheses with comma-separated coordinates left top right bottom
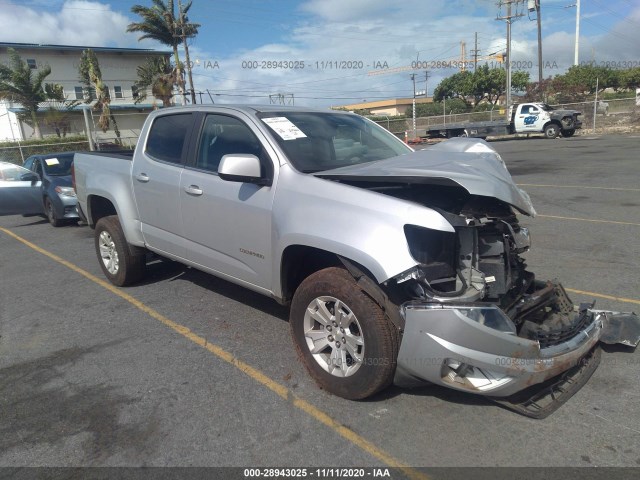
(574, 0, 581, 65)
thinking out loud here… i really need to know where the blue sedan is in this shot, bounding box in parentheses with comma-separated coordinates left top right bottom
(23, 152, 79, 227)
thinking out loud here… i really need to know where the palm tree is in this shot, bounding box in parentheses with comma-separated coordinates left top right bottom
(0, 48, 65, 139)
(78, 49, 121, 142)
(134, 56, 175, 107)
(127, 0, 200, 105)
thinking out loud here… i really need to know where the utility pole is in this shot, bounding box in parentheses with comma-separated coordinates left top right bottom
(425, 71, 430, 99)
(410, 73, 417, 139)
(574, 0, 581, 65)
(471, 32, 479, 69)
(178, 0, 197, 104)
(497, 1, 525, 120)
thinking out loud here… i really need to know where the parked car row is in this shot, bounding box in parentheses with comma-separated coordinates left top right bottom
(0, 152, 80, 226)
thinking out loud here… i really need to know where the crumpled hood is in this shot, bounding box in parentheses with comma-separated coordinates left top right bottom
(315, 138, 536, 216)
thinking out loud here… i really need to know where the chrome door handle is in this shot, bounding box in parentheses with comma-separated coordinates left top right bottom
(184, 185, 203, 196)
(135, 173, 150, 183)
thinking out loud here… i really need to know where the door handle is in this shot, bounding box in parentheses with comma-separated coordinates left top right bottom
(135, 173, 150, 183)
(184, 185, 203, 196)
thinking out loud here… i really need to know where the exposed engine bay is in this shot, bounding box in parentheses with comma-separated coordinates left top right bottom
(317, 139, 639, 417)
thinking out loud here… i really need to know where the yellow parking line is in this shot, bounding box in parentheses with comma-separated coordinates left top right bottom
(565, 288, 640, 307)
(0, 227, 428, 480)
(518, 184, 640, 192)
(536, 214, 640, 226)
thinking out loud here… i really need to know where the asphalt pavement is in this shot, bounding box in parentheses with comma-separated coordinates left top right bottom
(1, 134, 639, 474)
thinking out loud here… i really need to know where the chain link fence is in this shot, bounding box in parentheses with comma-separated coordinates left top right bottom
(0, 139, 91, 164)
(372, 96, 639, 138)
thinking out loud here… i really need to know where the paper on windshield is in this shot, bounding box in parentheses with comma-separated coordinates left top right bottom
(45, 158, 60, 166)
(262, 117, 307, 141)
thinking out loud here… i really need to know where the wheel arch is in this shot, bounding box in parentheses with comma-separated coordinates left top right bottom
(88, 196, 145, 256)
(279, 245, 404, 330)
(87, 194, 117, 227)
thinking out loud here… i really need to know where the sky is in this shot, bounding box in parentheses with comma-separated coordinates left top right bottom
(1, 0, 639, 107)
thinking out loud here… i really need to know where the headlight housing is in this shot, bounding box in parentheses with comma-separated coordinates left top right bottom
(55, 186, 76, 198)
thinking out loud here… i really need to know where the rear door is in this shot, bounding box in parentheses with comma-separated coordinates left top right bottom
(179, 113, 277, 290)
(132, 112, 195, 259)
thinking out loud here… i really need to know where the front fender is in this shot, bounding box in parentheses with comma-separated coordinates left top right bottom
(271, 166, 454, 294)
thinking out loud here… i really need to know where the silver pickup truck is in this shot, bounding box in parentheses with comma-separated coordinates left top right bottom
(73, 105, 639, 417)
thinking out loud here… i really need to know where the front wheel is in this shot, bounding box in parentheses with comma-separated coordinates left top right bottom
(45, 197, 62, 227)
(290, 267, 398, 400)
(544, 123, 560, 139)
(562, 129, 576, 137)
(94, 215, 145, 286)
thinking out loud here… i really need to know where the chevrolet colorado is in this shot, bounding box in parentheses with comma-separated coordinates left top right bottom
(73, 105, 639, 417)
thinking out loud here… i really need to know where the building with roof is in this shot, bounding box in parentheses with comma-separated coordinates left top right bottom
(0, 42, 171, 144)
(332, 97, 434, 116)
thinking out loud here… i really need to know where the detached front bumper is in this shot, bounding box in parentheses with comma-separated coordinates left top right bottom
(394, 302, 640, 400)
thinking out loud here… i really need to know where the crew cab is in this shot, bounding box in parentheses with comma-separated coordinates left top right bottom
(72, 105, 638, 417)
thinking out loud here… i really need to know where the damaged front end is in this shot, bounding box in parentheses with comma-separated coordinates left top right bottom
(388, 195, 640, 418)
(319, 138, 640, 417)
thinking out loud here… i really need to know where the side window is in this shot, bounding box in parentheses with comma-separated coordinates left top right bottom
(529, 106, 539, 114)
(23, 158, 34, 171)
(520, 105, 530, 115)
(196, 115, 264, 173)
(146, 114, 193, 164)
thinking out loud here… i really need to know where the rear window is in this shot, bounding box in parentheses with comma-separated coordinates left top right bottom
(146, 114, 192, 164)
(42, 154, 74, 176)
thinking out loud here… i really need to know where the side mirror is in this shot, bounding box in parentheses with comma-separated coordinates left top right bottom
(218, 154, 271, 186)
(20, 172, 40, 184)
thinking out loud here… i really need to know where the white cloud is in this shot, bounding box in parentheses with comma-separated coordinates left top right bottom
(0, 0, 145, 48)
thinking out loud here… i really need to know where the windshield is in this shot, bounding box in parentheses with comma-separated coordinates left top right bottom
(42, 154, 74, 176)
(258, 112, 411, 173)
(540, 104, 554, 112)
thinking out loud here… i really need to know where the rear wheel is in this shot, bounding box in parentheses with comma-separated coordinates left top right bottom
(544, 123, 560, 139)
(94, 215, 145, 286)
(290, 267, 398, 400)
(45, 197, 62, 227)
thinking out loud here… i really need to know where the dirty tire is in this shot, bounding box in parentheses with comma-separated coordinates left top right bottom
(290, 267, 398, 400)
(45, 197, 62, 227)
(94, 215, 145, 286)
(561, 129, 575, 137)
(544, 123, 560, 139)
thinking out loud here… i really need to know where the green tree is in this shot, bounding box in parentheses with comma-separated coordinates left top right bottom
(0, 48, 65, 139)
(43, 98, 81, 138)
(78, 49, 121, 142)
(620, 67, 640, 90)
(558, 65, 620, 94)
(433, 66, 529, 107)
(134, 56, 176, 107)
(127, 0, 200, 104)
(433, 70, 475, 106)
